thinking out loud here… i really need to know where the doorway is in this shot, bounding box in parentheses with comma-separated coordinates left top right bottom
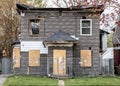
(53, 50, 66, 76)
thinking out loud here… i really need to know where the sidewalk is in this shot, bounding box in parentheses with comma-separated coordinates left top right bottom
(58, 79, 64, 86)
(0, 74, 11, 86)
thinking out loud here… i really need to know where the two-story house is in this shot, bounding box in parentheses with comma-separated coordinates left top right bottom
(12, 4, 103, 77)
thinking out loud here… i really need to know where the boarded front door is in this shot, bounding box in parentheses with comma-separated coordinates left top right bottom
(53, 50, 66, 76)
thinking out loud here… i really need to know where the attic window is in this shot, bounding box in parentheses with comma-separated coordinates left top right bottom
(29, 19, 40, 35)
(80, 19, 92, 36)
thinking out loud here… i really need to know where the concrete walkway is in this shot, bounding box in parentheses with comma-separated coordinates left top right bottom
(0, 74, 11, 86)
(58, 79, 64, 86)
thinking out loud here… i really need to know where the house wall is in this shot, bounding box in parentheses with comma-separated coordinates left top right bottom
(113, 44, 120, 67)
(102, 33, 107, 52)
(14, 52, 47, 75)
(113, 44, 120, 75)
(15, 10, 100, 76)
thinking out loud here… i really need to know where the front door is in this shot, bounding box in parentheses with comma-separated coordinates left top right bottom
(53, 50, 66, 76)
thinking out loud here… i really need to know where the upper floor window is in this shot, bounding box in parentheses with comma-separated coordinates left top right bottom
(80, 19, 92, 36)
(29, 19, 40, 35)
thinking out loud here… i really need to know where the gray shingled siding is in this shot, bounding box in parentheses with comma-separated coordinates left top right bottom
(73, 46, 100, 76)
(14, 52, 47, 75)
(17, 11, 100, 76)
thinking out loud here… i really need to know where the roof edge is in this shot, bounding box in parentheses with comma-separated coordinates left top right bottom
(16, 4, 104, 12)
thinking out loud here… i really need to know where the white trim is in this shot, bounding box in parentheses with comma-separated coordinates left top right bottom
(80, 19, 92, 36)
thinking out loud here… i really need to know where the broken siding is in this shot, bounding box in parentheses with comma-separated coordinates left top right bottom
(21, 41, 48, 54)
(20, 11, 99, 39)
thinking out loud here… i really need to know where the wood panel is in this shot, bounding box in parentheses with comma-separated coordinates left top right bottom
(53, 50, 66, 76)
(29, 50, 40, 66)
(13, 48, 20, 67)
(80, 50, 92, 67)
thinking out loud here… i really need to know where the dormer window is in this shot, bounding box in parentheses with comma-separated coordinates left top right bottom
(29, 19, 40, 35)
(80, 19, 92, 36)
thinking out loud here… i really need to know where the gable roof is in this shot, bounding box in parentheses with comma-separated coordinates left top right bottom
(44, 30, 76, 43)
(113, 26, 120, 44)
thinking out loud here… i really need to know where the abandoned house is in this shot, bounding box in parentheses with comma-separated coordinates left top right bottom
(12, 4, 105, 77)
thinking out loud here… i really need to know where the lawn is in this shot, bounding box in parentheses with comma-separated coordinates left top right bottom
(65, 76, 120, 86)
(3, 75, 58, 86)
(3, 75, 120, 86)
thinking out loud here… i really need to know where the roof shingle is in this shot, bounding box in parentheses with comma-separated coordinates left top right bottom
(44, 30, 76, 43)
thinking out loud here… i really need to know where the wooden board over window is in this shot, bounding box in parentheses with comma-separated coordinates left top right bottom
(13, 48, 20, 67)
(29, 50, 40, 66)
(80, 50, 92, 67)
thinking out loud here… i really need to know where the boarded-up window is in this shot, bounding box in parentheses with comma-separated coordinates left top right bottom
(29, 50, 40, 66)
(13, 48, 20, 67)
(80, 50, 92, 67)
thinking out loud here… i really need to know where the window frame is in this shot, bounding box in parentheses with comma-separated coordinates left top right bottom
(80, 19, 92, 36)
(28, 18, 40, 36)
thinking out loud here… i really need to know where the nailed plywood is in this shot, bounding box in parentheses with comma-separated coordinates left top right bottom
(13, 48, 20, 67)
(53, 50, 66, 76)
(29, 50, 40, 66)
(80, 50, 92, 67)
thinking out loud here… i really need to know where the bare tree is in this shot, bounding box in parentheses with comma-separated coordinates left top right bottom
(0, 0, 27, 58)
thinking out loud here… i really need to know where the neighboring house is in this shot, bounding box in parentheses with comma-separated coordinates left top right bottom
(113, 26, 120, 75)
(101, 48, 114, 75)
(99, 29, 114, 75)
(12, 4, 104, 77)
(100, 29, 109, 53)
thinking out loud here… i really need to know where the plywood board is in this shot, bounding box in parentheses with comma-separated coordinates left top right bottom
(53, 50, 66, 76)
(80, 50, 92, 67)
(13, 48, 20, 67)
(29, 50, 40, 66)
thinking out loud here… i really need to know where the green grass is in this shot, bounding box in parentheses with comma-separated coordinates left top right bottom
(3, 75, 57, 86)
(4, 75, 120, 86)
(65, 76, 120, 86)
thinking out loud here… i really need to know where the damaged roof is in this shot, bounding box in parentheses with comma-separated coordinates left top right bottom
(16, 4, 103, 12)
(44, 30, 76, 43)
